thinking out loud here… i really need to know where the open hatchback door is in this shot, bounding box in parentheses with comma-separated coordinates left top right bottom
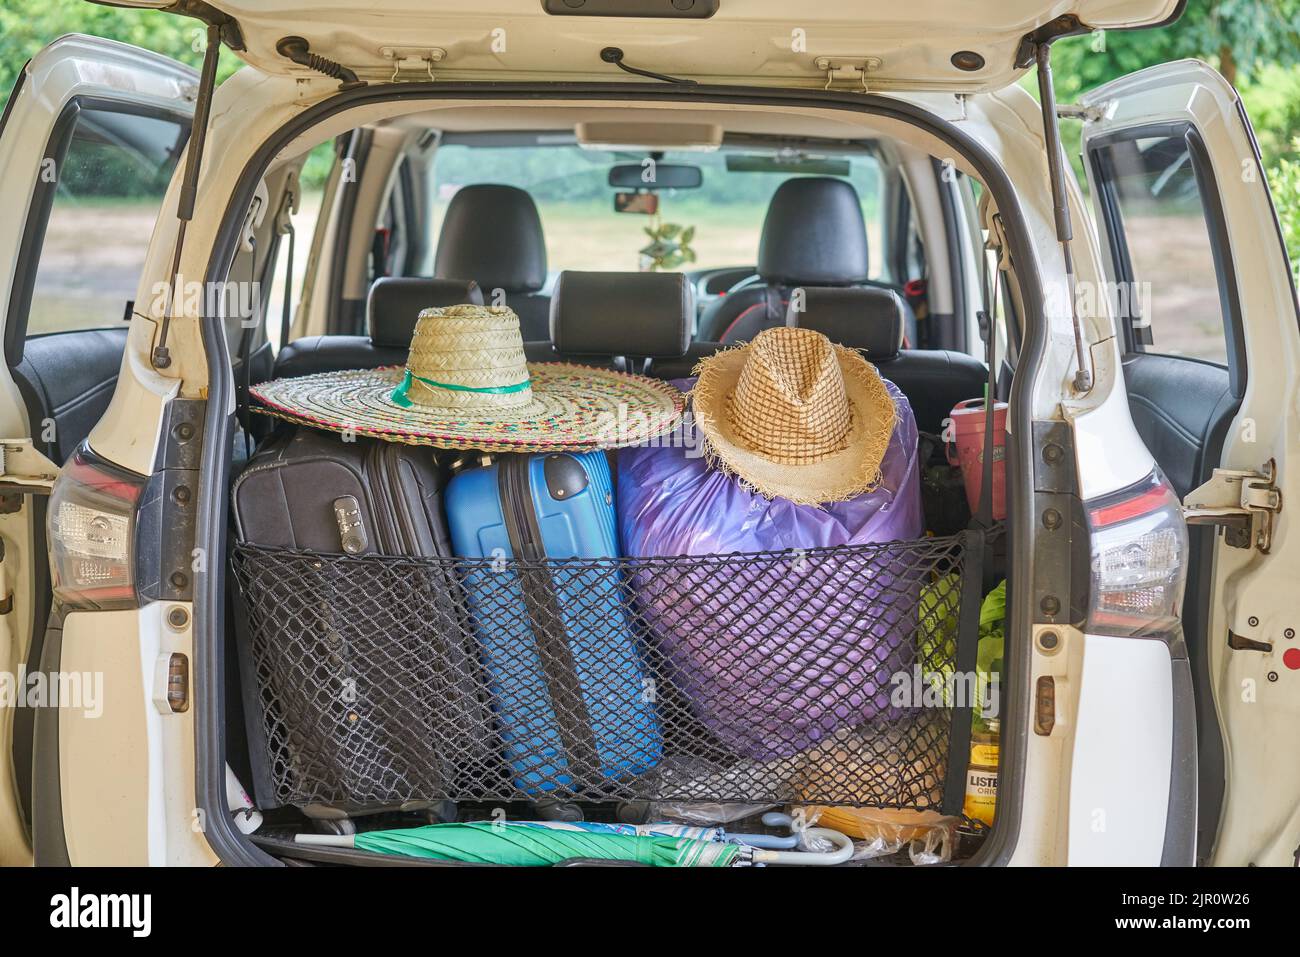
(97, 0, 1184, 91)
(0, 35, 195, 865)
(1079, 61, 1300, 866)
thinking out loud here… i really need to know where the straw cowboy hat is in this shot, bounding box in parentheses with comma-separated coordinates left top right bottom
(690, 325, 898, 506)
(251, 304, 685, 452)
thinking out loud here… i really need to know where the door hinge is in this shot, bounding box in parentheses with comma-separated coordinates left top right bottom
(1056, 103, 1108, 123)
(814, 57, 880, 92)
(0, 439, 59, 497)
(1183, 459, 1283, 553)
(380, 46, 446, 82)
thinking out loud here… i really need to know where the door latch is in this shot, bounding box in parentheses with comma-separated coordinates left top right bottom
(814, 57, 880, 92)
(1183, 459, 1283, 553)
(380, 46, 445, 82)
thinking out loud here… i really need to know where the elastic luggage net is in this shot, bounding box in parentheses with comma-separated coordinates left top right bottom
(231, 532, 982, 813)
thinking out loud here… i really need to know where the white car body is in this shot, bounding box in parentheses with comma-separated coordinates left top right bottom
(0, 0, 1294, 868)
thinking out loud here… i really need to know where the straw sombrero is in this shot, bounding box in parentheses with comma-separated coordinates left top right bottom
(690, 325, 898, 506)
(251, 304, 685, 452)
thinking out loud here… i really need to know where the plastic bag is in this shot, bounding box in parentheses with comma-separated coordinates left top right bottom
(617, 378, 924, 760)
(805, 805, 958, 864)
(620, 378, 923, 556)
(649, 802, 778, 827)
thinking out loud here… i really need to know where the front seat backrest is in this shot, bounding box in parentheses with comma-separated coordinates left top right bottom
(758, 177, 870, 286)
(433, 184, 551, 340)
(699, 176, 871, 343)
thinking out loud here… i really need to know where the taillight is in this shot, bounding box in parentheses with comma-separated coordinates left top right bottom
(48, 447, 146, 610)
(1085, 469, 1189, 637)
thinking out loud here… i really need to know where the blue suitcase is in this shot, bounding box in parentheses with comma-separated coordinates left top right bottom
(445, 451, 662, 795)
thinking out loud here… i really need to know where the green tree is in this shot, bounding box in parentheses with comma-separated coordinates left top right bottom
(1268, 137, 1300, 283)
(1051, 0, 1300, 97)
(0, 0, 241, 113)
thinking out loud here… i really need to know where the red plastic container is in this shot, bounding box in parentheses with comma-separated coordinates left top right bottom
(946, 398, 1008, 521)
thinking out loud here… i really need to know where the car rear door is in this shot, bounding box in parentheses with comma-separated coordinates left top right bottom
(1080, 60, 1300, 867)
(0, 35, 194, 866)
(98, 0, 1184, 92)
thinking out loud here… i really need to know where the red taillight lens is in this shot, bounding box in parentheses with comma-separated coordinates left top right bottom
(1085, 470, 1189, 638)
(47, 448, 146, 610)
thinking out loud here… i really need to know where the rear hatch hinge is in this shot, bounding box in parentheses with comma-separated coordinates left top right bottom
(1183, 460, 1283, 553)
(815, 57, 880, 92)
(0, 439, 58, 499)
(1056, 103, 1108, 123)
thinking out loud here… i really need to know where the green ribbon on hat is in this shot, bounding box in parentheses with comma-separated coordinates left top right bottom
(389, 369, 531, 408)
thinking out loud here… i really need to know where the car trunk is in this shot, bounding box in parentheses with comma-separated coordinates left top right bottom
(220, 399, 1007, 866)
(174, 62, 1044, 866)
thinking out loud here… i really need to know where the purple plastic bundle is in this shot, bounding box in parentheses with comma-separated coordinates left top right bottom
(619, 379, 924, 760)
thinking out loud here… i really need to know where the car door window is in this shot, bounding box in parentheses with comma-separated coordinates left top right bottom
(18, 104, 188, 339)
(5, 101, 189, 467)
(1089, 130, 1234, 367)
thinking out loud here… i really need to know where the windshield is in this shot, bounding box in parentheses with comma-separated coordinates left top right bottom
(424, 141, 887, 280)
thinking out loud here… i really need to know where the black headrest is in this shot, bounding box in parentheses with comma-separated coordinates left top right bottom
(433, 184, 547, 293)
(758, 177, 870, 286)
(786, 286, 905, 360)
(367, 277, 483, 348)
(549, 271, 692, 358)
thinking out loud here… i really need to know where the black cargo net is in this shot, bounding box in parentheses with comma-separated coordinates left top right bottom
(231, 533, 979, 814)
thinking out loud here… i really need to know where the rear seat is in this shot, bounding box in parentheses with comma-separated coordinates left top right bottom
(272, 277, 482, 379)
(526, 270, 692, 372)
(788, 286, 987, 435)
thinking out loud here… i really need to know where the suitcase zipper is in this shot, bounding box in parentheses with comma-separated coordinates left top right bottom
(499, 455, 541, 561)
(497, 455, 601, 782)
(364, 443, 405, 555)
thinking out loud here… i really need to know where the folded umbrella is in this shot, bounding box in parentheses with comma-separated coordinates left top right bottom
(297, 821, 741, 867)
(295, 818, 855, 866)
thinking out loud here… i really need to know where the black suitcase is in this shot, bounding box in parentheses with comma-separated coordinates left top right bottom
(230, 426, 490, 824)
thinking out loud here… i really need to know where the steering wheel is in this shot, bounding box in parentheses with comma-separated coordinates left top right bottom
(723, 273, 763, 296)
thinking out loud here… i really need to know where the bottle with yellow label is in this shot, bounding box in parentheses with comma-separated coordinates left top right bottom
(963, 719, 999, 826)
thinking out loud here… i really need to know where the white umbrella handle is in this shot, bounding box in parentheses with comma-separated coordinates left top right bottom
(294, 833, 358, 847)
(751, 827, 854, 866)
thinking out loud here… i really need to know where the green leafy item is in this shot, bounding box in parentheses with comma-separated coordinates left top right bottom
(640, 219, 697, 271)
(917, 577, 1006, 727)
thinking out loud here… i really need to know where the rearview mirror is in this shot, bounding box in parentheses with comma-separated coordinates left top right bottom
(608, 162, 703, 190)
(614, 192, 660, 215)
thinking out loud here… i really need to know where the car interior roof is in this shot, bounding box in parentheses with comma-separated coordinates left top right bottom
(374, 103, 910, 143)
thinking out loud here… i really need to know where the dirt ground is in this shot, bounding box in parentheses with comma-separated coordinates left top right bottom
(1120, 213, 1228, 363)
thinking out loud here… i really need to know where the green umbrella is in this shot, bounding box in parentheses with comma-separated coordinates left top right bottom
(297, 821, 743, 867)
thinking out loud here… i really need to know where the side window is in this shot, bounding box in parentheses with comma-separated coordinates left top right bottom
(369, 159, 416, 284)
(1089, 130, 1233, 366)
(266, 140, 335, 350)
(17, 104, 188, 340)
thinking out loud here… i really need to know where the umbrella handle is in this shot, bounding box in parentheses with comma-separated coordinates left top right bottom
(729, 832, 799, 850)
(294, 834, 358, 847)
(750, 827, 854, 866)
